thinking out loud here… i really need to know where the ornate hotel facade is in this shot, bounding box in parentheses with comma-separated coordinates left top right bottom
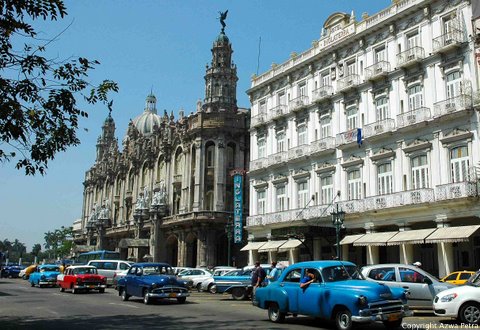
(73, 25, 250, 267)
(246, 0, 480, 277)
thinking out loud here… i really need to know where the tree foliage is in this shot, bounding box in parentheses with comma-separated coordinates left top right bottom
(44, 225, 73, 259)
(0, 0, 118, 175)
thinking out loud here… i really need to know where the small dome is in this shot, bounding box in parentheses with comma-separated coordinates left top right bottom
(132, 94, 161, 135)
(104, 113, 114, 124)
(215, 31, 229, 43)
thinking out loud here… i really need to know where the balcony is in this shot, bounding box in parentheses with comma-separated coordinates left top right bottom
(435, 182, 477, 201)
(288, 144, 311, 161)
(338, 199, 364, 214)
(432, 29, 465, 53)
(246, 215, 264, 227)
(336, 128, 361, 147)
(251, 112, 267, 128)
(396, 107, 431, 128)
(250, 157, 267, 172)
(268, 104, 288, 121)
(288, 95, 309, 113)
(400, 188, 435, 205)
(363, 118, 395, 138)
(433, 94, 472, 118)
(310, 137, 335, 155)
(364, 193, 404, 211)
(337, 74, 360, 92)
(267, 151, 288, 167)
(365, 61, 391, 81)
(396, 47, 425, 68)
(264, 210, 294, 225)
(312, 85, 333, 103)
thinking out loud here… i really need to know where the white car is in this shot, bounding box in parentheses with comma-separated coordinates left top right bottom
(199, 268, 239, 293)
(177, 268, 212, 291)
(433, 270, 480, 325)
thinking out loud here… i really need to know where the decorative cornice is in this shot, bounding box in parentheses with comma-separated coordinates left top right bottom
(403, 139, 432, 155)
(341, 155, 364, 168)
(370, 147, 395, 162)
(292, 168, 311, 181)
(440, 128, 473, 145)
(315, 162, 336, 175)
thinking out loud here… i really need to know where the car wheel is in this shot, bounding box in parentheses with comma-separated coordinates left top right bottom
(231, 287, 247, 300)
(22, 275, 26, 280)
(208, 283, 217, 294)
(143, 289, 150, 305)
(99, 288, 105, 293)
(196, 283, 202, 292)
(459, 302, 480, 325)
(268, 302, 285, 323)
(121, 288, 130, 301)
(335, 308, 353, 330)
(383, 319, 403, 329)
(60, 286, 65, 292)
(177, 297, 187, 304)
(72, 287, 77, 294)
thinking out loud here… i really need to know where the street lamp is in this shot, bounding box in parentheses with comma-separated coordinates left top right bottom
(225, 216, 234, 267)
(331, 203, 346, 260)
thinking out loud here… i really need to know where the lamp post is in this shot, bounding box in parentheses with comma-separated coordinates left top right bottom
(331, 203, 346, 260)
(225, 216, 233, 266)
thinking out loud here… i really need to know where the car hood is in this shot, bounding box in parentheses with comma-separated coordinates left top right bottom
(141, 275, 184, 286)
(435, 284, 478, 298)
(326, 280, 400, 301)
(39, 271, 60, 278)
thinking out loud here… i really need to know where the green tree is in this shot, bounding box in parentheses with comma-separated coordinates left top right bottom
(44, 226, 73, 259)
(31, 243, 42, 256)
(0, 0, 118, 175)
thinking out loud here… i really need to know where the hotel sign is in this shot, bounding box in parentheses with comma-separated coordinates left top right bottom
(233, 172, 244, 243)
(318, 24, 355, 51)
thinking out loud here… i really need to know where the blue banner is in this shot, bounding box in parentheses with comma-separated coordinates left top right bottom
(233, 174, 243, 243)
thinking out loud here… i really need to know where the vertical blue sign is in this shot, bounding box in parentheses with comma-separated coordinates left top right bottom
(233, 174, 243, 243)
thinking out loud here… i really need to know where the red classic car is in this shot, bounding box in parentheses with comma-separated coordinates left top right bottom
(57, 265, 107, 294)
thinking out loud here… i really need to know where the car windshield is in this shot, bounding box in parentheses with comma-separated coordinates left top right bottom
(74, 268, 97, 275)
(466, 271, 480, 287)
(40, 267, 59, 272)
(322, 265, 364, 282)
(142, 265, 174, 276)
(224, 269, 243, 276)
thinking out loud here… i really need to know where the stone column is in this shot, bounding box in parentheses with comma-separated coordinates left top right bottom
(193, 139, 203, 211)
(197, 227, 207, 267)
(435, 215, 453, 278)
(205, 230, 217, 267)
(215, 138, 226, 210)
(268, 251, 277, 263)
(288, 248, 299, 265)
(177, 232, 186, 267)
(399, 244, 414, 264)
(313, 238, 322, 260)
(366, 246, 379, 265)
(249, 249, 258, 266)
(342, 244, 349, 261)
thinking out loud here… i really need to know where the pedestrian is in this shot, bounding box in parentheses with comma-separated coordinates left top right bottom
(251, 261, 266, 299)
(266, 261, 280, 284)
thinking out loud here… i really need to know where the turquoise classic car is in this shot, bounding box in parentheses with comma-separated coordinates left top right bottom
(253, 260, 412, 330)
(29, 264, 61, 288)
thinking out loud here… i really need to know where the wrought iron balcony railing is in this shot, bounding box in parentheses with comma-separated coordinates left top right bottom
(288, 144, 311, 161)
(363, 118, 395, 138)
(250, 157, 268, 171)
(396, 46, 425, 67)
(337, 74, 360, 92)
(288, 95, 309, 112)
(433, 94, 472, 118)
(435, 181, 478, 201)
(365, 61, 391, 80)
(432, 29, 465, 53)
(396, 107, 431, 128)
(268, 104, 288, 121)
(246, 215, 264, 226)
(312, 85, 333, 103)
(310, 136, 335, 154)
(251, 112, 267, 128)
(267, 151, 288, 167)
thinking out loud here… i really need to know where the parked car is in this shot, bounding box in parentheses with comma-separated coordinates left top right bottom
(57, 265, 107, 294)
(113, 269, 129, 289)
(434, 269, 480, 324)
(29, 264, 61, 288)
(1, 265, 25, 278)
(116, 262, 189, 305)
(19, 264, 38, 280)
(199, 268, 239, 293)
(213, 265, 272, 300)
(172, 266, 193, 275)
(87, 259, 132, 286)
(440, 270, 475, 285)
(177, 268, 212, 291)
(361, 263, 455, 309)
(254, 260, 412, 330)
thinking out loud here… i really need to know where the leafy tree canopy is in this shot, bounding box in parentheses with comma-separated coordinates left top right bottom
(0, 0, 118, 175)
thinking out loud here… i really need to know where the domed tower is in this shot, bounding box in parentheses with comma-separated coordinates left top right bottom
(96, 110, 117, 162)
(203, 16, 238, 113)
(132, 93, 161, 135)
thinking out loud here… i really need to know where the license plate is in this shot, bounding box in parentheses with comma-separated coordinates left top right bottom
(169, 293, 177, 298)
(89, 285, 95, 288)
(387, 313, 401, 321)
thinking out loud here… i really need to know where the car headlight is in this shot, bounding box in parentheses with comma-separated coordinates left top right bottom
(440, 293, 458, 302)
(358, 295, 368, 308)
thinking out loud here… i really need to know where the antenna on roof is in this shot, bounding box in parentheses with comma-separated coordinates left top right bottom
(256, 36, 262, 75)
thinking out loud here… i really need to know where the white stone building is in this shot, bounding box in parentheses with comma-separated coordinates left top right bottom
(245, 0, 480, 277)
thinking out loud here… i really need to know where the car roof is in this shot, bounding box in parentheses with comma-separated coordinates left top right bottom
(131, 262, 171, 267)
(39, 264, 59, 267)
(68, 265, 96, 269)
(288, 260, 356, 268)
(88, 259, 132, 263)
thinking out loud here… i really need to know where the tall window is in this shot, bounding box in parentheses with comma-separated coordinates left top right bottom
(378, 162, 393, 195)
(227, 145, 235, 168)
(320, 175, 333, 205)
(297, 181, 309, 209)
(408, 85, 423, 110)
(278, 92, 286, 105)
(375, 96, 389, 121)
(346, 103, 358, 130)
(257, 190, 266, 215)
(446, 71, 462, 99)
(321, 72, 331, 86)
(346, 61, 356, 76)
(276, 185, 287, 212)
(411, 155, 429, 189)
(320, 115, 331, 138)
(450, 146, 469, 182)
(297, 121, 307, 145)
(375, 47, 386, 63)
(298, 82, 307, 97)
(276, 129, 285, 152)
(257, 135, 266, 158)
(407, 32, 420, 50)
(347, 169, 362, 200)
(205, 191, 214, 210)
(259, 100, 266, 114)
(206, 145, 215, 167)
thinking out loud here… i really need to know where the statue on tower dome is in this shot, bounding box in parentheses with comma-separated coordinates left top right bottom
(218, 10, 228, 32)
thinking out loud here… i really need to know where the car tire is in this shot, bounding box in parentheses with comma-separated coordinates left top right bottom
(208, 283, 217, 294)
(383, 319, 403, 329)
(30, 281, 34, 287)
(196, 283, 202, 292)
(143, 290, 150, 305)
(72, 287, 77, 294)
(268, 302, 285, 323)
(459, 302, 480, 325)
(121, 288, 130, 301)
(60, 286, 65, 292)
(22, 275, 26, 280)
(231, 287, 247, 300)
(177, 297, 187, 304)
(335, 308, 353, 330)
(99, 288, 105, 293)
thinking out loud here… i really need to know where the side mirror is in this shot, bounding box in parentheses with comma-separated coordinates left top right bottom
(423, 277, 433, 285)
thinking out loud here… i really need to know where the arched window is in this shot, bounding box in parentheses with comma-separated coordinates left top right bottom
(206, 144, 215, 168)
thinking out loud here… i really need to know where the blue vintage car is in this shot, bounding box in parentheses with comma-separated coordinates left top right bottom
(214, 266, 271, 300)
(253, 260, 412, 330)
(29, 264, 61, 288)
(116, 262, 189, 305)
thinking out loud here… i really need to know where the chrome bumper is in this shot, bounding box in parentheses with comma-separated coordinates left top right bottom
(146, 291, 190, 299)
(352, 306, 412, 323)
(74, 284, 106, 289)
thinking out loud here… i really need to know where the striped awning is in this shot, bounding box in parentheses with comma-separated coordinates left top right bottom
(240, 241, 267, 251)
(258, 240, 288, 252)
(386, 228, 437, 245)
(353, 231, 398, 246)
(340, 234, 365, 245)
(278, 239, 303, 252)
(425, 225, 480, 244)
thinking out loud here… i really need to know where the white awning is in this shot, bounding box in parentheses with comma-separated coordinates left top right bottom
(240, 241, 267, 251)
(353, 231, 398, 246)
(278, 239, 303, 252)
(258, 240, 288, 252)
(340, 234, 365, 245)
(425, 225, 480, 244)
(386, 228, 437, 245)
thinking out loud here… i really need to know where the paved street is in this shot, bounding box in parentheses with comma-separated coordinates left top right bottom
(0, 278, 468, 330)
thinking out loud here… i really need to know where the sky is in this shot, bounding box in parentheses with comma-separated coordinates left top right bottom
(0, 0, 391, 251)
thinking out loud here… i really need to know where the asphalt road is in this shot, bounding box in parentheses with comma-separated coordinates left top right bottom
(0, 278, 467, 330)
